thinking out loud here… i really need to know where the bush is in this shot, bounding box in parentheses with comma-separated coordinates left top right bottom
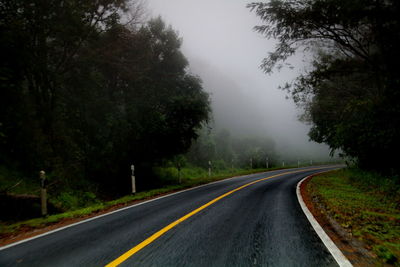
(51, 191, 99, 211)
(346, 168, 400, 199)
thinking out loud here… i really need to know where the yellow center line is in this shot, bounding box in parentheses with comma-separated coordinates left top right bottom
(105, 167, 329, 267)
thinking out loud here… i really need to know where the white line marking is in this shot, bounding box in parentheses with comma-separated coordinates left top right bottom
(297, 174, 353, 267)
(1, 169, 283, 250)
(0, 166, 335, 251)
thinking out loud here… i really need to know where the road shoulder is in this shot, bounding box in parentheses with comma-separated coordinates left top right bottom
(0, 169, 272, 248)
(298, 173, 392, 267)
(297, 174, 353, 267)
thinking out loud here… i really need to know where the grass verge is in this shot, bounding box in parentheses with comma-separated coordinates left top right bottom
(1, 166, 296, 241)
(308, 168, 400, 266)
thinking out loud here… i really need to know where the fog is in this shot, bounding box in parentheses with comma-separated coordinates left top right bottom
(145, 0, 332, 161)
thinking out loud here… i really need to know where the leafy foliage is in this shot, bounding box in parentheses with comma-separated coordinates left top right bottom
(249, 0, 400, 174)
(0, 1, 210, 194)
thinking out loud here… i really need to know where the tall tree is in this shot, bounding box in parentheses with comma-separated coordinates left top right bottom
(249, 0, 400, 173)
(1, 2, 210, 193)
(0, 0, 131, 171)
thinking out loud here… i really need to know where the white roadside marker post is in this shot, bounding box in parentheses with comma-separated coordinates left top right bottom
(208, 161, 212, 177)
(266, 157, 269, 169)
(39, 170, 47, 217)
(131, 165, 136, 194)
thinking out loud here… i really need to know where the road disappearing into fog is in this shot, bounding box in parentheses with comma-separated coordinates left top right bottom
(0, 167, 341, 266)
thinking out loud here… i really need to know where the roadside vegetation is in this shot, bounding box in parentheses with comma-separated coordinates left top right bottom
(1, 164, 314, 239)
(250, 0, 400, 175)
(0, 0, 211, 198)
(2, 112, 332, 234)
(308, 168, 400, 266)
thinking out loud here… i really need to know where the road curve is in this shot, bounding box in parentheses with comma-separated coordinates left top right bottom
(0, 166, 340, 266)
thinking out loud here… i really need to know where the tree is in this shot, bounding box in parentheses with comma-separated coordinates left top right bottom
(0, 0, 131, 171)
(186, 127, 277, 170)
(215, 129, 234, 163)
(1, 2, 210, 194)
(249, 0, 400, 173)
(57, 17, 211, 191)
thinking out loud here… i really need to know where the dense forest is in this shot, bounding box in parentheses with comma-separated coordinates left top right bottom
(0, 0, 212, 194)
(1, 0, 290, 200)
(250, 0, 400, 176)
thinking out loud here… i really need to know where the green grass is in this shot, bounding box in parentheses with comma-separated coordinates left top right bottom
(0, 165, 301, 238)
(308, 168, 400, 266)
(0, 186, 182, 236)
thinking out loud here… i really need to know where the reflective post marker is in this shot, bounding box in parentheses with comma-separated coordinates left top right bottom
(39, 170, 47, 216)
(208, 161, 212, 177)
(131, 165, 136, 194)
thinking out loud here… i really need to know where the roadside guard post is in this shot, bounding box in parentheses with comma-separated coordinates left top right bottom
(39, 170, 47, 216)
(131, 165, 136, 194)
(208, 161, 212, 177)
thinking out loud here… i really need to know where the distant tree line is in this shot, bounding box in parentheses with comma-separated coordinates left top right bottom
(250, 0, 400, 175)
(186, 128, 277, 170)
(0, 0, 210, 194)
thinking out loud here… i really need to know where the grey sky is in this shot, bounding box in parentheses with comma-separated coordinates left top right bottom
(145, 0, 332, 161)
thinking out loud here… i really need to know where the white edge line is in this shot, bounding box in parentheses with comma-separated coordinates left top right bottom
(1, 166, 336, 251)
(297, 172, 353, 267)
(1, 169, 282, 250)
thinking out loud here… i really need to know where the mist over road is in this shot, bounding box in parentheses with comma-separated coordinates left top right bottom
(146, 0, 333, 161)
(0, 167, 339, 266)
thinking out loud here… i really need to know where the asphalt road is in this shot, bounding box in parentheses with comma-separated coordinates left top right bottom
(0, 166, 340, 267)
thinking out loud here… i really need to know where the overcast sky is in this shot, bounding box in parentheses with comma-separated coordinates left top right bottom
(145, 0, 332, 161)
